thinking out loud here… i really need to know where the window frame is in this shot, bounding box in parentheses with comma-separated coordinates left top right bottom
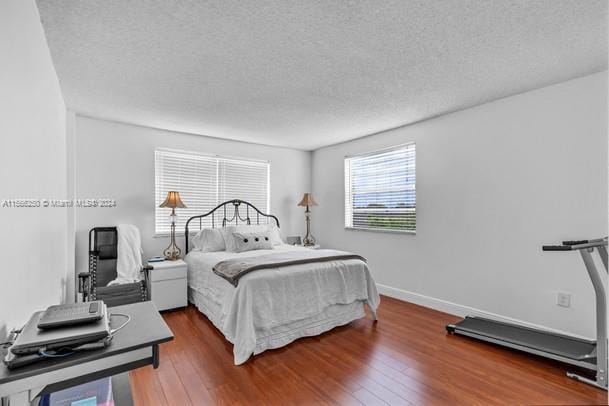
(154, 148, 270, 237)
(344, 142, 416, 235)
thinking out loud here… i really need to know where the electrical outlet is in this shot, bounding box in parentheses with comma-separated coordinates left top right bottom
(557, 292, 571, 308)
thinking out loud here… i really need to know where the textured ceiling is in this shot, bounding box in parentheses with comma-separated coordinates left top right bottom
(37, 0, 607, 150)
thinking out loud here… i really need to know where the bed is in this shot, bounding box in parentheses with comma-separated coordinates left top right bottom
(183, 199, 380, 365)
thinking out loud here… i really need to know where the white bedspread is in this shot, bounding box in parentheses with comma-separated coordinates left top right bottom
(185, 244, 380, 364)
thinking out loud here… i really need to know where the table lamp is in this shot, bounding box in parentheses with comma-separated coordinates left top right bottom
(297, 193, 318, 246)
(159, 191, 186, 260)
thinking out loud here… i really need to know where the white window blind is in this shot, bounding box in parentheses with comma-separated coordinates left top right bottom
(218, 158, 269, 214)
(155, 149, 270, 234)
(344, 143, 416, 232)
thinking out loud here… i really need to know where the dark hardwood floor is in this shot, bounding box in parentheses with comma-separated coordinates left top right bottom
(130, 296, 607, 405)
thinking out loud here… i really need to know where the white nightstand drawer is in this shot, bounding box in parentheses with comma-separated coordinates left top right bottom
(149, 266, 186, 282)
(147, 259, 187, 311)
(150, 278, 187, 311)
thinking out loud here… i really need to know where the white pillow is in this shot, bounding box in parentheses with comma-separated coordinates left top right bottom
(221, 224, 283, 252)
(231, 230, 273, 253)
(267, 224, 283, 246)
(220, 226, 238, 252)
(192, 228, 225, 252)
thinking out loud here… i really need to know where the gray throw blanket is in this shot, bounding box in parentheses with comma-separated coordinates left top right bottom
(213, 249, 367, 286)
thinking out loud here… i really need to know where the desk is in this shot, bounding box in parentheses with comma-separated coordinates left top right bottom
(0, 301, 173, 405)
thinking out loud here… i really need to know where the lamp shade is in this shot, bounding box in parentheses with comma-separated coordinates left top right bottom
(297, 193, 318, 207)
(159, 191, 186, 208)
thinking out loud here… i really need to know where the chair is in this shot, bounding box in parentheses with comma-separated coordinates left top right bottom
(78, 227, 152, 307)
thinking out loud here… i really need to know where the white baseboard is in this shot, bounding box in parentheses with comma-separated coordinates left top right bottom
(376, 283, 593, 341)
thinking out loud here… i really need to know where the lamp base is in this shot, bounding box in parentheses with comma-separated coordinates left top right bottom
(163, 222, 182, 261)
(302, 206, 316, 247)
(302, 237, 316, 246)
(163, 247, 181, 261)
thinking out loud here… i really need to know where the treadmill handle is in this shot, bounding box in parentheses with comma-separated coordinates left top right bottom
(542, 245, 572, 251)
(562, 240, 589, 246)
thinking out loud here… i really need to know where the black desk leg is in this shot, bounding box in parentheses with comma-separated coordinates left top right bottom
(152, 344, 159, 369)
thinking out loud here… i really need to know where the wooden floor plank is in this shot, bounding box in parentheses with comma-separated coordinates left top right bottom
(351, 387, 389, 406)
(129, 365, 169, 406)
(157, 313, 216, 404)
(129, 297, 607, 405)
(154, 356, 193, 406)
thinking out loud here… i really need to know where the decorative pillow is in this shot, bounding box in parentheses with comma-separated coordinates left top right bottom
(221, 224, 283, 251)
(192, 228, 225, 252)
(231, 231, 273, 253)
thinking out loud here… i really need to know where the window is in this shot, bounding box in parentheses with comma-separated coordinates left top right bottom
(155, 149, 269, 234)
(344, 143, 416, 232)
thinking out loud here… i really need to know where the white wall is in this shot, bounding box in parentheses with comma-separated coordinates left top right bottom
(65, 110, 77, 302)
(0, 0, 68, 333)
(73, 116, 311, 278)
(312, 72, 608, 339)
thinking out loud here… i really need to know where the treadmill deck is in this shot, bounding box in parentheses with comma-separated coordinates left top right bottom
(450, 317, 596, 365)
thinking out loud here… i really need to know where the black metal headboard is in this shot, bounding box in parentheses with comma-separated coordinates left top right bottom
(184, 199, 280, 253)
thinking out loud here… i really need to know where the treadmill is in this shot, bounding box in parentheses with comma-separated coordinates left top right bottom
(447, 237, 608, 390)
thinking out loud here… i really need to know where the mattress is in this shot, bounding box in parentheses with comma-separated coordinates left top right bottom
(185, 244, 380, 364)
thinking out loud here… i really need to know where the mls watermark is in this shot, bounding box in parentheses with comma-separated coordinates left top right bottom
(1, 198, 117, 208)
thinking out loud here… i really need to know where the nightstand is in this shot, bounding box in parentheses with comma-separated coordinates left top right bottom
(301, 244, 321, 250)
(147, 259, 187, 311)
